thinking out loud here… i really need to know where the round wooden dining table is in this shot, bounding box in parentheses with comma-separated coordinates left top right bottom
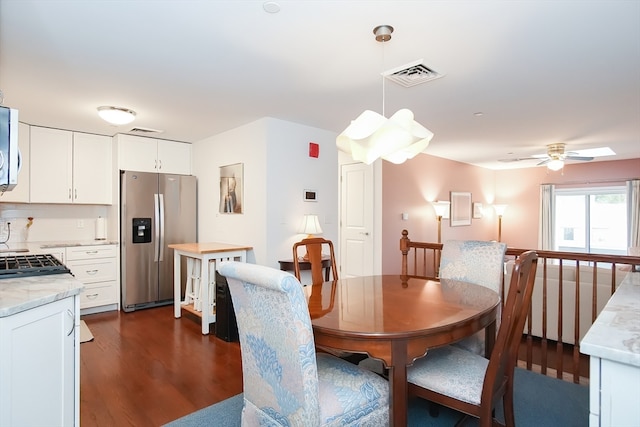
(304, 275, 500, 427)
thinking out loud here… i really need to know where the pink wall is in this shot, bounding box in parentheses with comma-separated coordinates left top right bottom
(382, 156, 640, 274)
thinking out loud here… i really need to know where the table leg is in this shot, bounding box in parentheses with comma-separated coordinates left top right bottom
(389, 340, 409, 427)
(173, 252, 182, 318)
(200, 256, 210, 335)
(485, 320, 496, 359)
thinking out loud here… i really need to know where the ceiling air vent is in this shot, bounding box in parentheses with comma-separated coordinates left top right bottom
(383, 59, 445, 88)
(128, 126, 164, 135)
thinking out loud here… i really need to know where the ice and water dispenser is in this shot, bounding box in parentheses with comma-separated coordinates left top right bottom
(132, 218, 152, 243)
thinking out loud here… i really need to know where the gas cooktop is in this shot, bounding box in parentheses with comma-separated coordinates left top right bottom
(0, 254, 71, 279)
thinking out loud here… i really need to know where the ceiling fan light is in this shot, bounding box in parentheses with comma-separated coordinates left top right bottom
(547, 158, 564, 171)
(97, 106, 136, 125)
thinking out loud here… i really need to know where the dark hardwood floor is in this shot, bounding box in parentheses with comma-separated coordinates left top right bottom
(80, 305, 243, 426)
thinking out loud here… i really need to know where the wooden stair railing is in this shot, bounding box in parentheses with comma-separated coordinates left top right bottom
(400, 229, 640, 385)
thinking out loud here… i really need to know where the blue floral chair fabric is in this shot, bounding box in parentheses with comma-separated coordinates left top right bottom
(217, 261, 390, 426)
(439, 240, 507, 355)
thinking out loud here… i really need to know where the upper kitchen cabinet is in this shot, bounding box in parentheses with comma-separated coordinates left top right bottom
(116, 134, 191, 175)
(0, 122, 30, 203)
(30, 127, 112, 204)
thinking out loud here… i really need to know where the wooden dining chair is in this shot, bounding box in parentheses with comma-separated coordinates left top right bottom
(407, 250, 538, 427)
(439, 239, 508, 356)
(292, 237, 338, 284)
(216, 261, 389, 426)
(293, 237, 370, 363)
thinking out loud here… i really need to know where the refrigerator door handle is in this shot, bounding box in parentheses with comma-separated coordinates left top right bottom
(158, 193, 165, 262)
(154, 193, 160, 262)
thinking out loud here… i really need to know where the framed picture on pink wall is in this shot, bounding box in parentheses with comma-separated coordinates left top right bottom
(450, 191, 472, 226)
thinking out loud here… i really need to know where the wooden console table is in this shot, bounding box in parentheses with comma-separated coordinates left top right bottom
(278, 256, 331, 282)
(169, 242, 252, 335)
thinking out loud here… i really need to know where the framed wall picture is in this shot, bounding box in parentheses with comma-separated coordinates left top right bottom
(473, 202, 483, 219)
(219, 163, 244, 214)
(450, 191, 472, 226)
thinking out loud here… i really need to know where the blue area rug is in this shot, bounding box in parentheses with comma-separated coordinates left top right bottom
(164, 368, 588, 426)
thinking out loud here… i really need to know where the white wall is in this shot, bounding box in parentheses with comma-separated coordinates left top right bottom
(0, 203, 109, 243)
(193, 117, 338, 268)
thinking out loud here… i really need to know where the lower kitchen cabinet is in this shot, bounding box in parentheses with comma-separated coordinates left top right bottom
(0, 295, 80, 427)
(66, 244, 118, 314)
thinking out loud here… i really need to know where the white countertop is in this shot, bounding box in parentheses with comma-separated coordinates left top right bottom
(0, 273, 85, 317)
(0, 240, 119, 253)
(581, 271, 640, 367)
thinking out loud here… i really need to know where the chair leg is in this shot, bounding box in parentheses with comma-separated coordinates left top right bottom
(503, 391, 516, 427)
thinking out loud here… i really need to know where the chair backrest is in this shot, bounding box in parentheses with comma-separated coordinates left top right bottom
(217, 261, 322, 425)
(439, 240, 507, 293)
(292, 237, 338, 284)
(481, 250, 538, 418)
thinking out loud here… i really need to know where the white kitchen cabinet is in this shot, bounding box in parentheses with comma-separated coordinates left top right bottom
(0, 122, 30, 203)
(30, 127, 112, 204)
(66, 244, 118, 314)
(589, 357, 640, 426)
(0, 295, 79, 427)
(116, 133, 191, 175)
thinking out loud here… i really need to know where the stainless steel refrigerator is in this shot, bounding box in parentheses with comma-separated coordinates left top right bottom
(120, 170, 197, 312)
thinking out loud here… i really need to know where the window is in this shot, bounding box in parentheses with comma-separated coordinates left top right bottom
(554, 186, 627, 255)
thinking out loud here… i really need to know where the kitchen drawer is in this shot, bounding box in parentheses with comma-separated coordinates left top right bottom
(67, 258, 117, 284)
(66, 245, 117, 261)
(80, 281, 118, 309)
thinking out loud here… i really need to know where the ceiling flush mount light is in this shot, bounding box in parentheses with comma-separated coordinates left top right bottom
(336, 25, 434, 165)
(97, 106, 136, 125)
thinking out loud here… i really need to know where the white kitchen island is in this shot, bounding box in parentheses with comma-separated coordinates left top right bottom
(169, 242, 252, 335)
(581, 271, 640, 427)
(0, 273, 84, 427)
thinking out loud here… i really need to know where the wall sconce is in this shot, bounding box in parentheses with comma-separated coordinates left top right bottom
(493, 204, 507, 242)
(431, 201, 450, 244)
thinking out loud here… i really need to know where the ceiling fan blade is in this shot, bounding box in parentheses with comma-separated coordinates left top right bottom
(565, 155, 594, 161)
(537, 158, 551, 166)
(498, 157, 538, 162)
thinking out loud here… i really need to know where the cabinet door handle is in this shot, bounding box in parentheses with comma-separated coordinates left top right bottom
(86, 269, 99, 275)
(86, 293, 99, 300)
(68, 188, 72, 200)
(158, 159, 162, 170)
(66, 309, 75, 336)
(85, 250, 99, 255)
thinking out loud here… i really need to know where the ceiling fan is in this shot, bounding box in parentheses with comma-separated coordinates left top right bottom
(499, 143, 595, 171)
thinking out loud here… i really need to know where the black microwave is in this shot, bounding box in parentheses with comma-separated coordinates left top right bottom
(0, 106, 19, 192)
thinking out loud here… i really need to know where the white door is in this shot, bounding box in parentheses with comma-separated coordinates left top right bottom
(340, 162, 374, 277)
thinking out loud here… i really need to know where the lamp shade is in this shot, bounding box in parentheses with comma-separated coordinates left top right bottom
(336, 109, 433, 165)
(432, 201, 450, 218)
(97, 106, 136, 125)
(299, 214, 323, 236)
(493, 204, 507, 216)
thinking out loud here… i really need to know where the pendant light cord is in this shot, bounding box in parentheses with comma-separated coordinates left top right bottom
(381, 39, 386, 117)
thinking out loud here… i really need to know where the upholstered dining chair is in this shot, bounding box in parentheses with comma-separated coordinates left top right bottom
(292, 237, 338, 285)
(217, 261, 390, 426)
(407, 250, 538, 427)
(439, 239, 508, 355)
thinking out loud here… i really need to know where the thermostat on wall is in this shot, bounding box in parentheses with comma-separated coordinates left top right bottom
(304, 189, 317, 202)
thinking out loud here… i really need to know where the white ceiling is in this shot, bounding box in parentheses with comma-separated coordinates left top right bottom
(1, 0, 639, 170)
